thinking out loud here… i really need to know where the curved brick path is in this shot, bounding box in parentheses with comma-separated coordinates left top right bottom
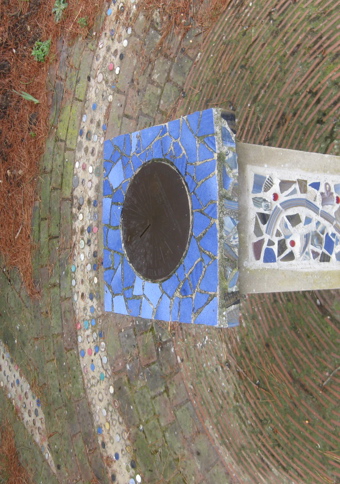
(0, 1, 339, 484)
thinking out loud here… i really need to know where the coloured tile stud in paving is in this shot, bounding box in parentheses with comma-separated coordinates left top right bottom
(102, 109, 239, 326)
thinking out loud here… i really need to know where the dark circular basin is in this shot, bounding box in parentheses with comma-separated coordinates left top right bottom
(121, 159, 191, 282)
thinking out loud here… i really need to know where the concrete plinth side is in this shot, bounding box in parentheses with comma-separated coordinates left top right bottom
(238, 142, 340, 294)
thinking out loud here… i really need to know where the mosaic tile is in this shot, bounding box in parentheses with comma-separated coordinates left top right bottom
(249, 169, 340, 268)
(103, 109, 239, 326)
(194, 292, 209, 312)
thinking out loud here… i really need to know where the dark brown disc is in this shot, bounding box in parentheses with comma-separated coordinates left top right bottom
(121, 159, 191, 282)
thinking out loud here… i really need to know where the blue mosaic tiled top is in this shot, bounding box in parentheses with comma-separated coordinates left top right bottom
(102, 109, 239, 326)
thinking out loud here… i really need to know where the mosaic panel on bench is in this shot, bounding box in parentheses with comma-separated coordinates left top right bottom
(102, 109, 239, 326)
(249, 170, 340, 265)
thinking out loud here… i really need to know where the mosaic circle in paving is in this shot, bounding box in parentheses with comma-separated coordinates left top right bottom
(121, 159, 191, 282)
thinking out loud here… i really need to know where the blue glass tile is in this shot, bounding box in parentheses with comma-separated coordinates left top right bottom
(104, 269, 115, 285)
(229, 271, 239, 288)
(121, 180, 129, 194)
(123, 259, 135, 288)
(124, 287, 133, 298)
(127, 299, 141, 317)
(195, 160, 216, 182)
(324, 233, 334, 255)
(108, 160, 124, 189)
(107, 228, 123, 252)
(224, 216, 237, 236)
(174, 154, 187, 176)
(162, 273, 179, 298)
(202, 252, 212, 265)
(185, 174, 196, 193)
(194, 292, 209, 312)
(179, 298, 193, 323)
(124, 162, 133, 179)
(113, 134, 125, 152)
(131, 131, 139, 153)
(192, 194, 202, 209)
(155, 294, 171, 321)
(195, 297, 217, 325)
(103, 226, 108, 246)
(205, 203, 217, 219)
(197, 109, 214, 137)
(336, 251, 340, 261)
(186, 164, 195, 176)
(144, 281, 162, 307)
(224, 242, 238, 261)
(224, 199, 238, 212)
(113, 295, 128, 315)
(103, 179, 113, 196)
(196, 176, 217, 205)
(252, 174, 266, 194)
(309, 182, 320, 191)
(110, 150, 121, 164)
(111, 265, 122, 294)
(198, 143, 214, 162)
(168, 118, 181, 140)
(124, 134, 132, 155)
(103, 141, 114, 160)
(225, 151, 238, 171)
(334, 183, 340, 195)
(141, 125, 163, 150)
(103, 161, 112, 177)
(132, 154, 142, 171)
(172, 297, 180, 321)
(183, 237, 200, 273)
(223, 168, 232, 191)
(304, 216, 312, 226)
(120, 155, 129, 167)
(103, 249, 112, 269)
(204, 136, 216, 152)
(264, 247, 276, 263)
(112, 189, 124, 203)
(104, 285, 112, 311)
(176, 264, 185, 280)
(151, 138, 163, 159)
(200, 224, 218, 256)
(180, 279, 192, 296)
(187, 111, 201, 134)
(193, 212, 210, 237)
(200, 260, 218, 292)
(180, 121, 197, 163)
(161, 135, 172, 155)
(221, 126, 236, 147)
(190, 261, 203, 289)
(102, 198, 111, 224)
(173, 141, 183, 158)
(133, 276, 143, 296)
(110, 205, 122, 226)
(141, 297, 153, 318)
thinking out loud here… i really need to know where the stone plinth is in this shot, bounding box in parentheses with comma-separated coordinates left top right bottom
(102, 109, 239, 326)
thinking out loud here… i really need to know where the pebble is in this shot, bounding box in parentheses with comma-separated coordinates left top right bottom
(109, 63, 114, 71)
(123, 39, 128, 47)
(115, 66, 120, 75)
(97, 73, 103, 83)
(73, 176, 79, 188)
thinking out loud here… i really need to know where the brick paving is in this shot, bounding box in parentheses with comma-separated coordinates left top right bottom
(0, 1, 339, 484)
